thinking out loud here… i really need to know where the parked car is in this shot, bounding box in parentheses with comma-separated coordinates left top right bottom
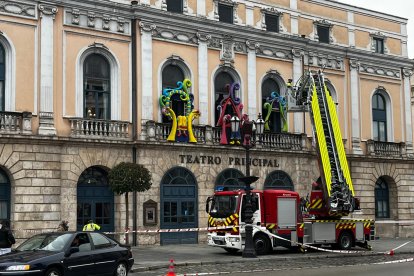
(0, 231, 134, 276)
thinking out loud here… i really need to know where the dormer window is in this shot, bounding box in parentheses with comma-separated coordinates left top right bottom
(317, 25, 330, 43)
(370, 32, 387, 54)
(218, 3, 233, 24)
(373, 37, 384, 54)
(314, 20, 333, 44)
(265, 14, 279, 33)
(167, 0, 183, 13)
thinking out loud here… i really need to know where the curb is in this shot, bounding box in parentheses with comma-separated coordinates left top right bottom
(130, 250, 414, 273)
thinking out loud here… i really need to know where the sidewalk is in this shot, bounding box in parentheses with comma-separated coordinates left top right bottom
(130, 237, 414, 273)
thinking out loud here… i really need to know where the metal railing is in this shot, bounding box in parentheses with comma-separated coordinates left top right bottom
(69, 118, 130, 139)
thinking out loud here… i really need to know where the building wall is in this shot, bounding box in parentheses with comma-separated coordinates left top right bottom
(0, 0, 413, 245)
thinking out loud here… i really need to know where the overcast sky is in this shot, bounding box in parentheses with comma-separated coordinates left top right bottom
(336, 0, 413, 58)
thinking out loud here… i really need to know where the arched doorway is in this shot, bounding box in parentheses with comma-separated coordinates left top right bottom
(264, 170, 294, 191)
(160, 167, 198, 245)
(0, 169, 10, 220)
(77, 166, 114, 232)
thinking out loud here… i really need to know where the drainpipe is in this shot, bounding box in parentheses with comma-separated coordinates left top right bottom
(131, 1, 138, 246)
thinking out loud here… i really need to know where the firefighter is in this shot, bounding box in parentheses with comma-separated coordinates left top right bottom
(82, 220, 101, 231)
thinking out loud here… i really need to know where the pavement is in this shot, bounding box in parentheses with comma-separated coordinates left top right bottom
(130, 237, 414, 273)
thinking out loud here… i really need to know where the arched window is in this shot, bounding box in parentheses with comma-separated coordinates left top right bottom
(84, 54, 111, 120)
(375, 177, 389, 218)
(214, 71, 234, 124)
(215, 169, 245, 191)
(262, 77, 281, 133)
(162, 64, 185, 123)
(0, 43, 5, 111)
(372, 92, 387, 142)
(324, 81, 337, 103)
(264, 170, 294, 191)
(0, 169, 10, 220)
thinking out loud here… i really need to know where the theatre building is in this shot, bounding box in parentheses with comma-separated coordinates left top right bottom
(0, 0, 413, 245)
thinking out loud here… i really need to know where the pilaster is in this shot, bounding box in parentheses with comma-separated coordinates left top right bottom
(292, 48, 303, 133)
(38, 4, 58, 136)
(403, 68, 413, 155)
(197, 32, 211, 125)
(246, 40, 260, 120)
(349, 58, 362, 154)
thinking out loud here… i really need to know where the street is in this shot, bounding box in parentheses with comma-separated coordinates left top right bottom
(129, 253, 414, 276)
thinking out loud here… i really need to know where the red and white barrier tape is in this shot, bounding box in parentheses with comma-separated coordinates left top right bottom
(12, 225, 236, 235)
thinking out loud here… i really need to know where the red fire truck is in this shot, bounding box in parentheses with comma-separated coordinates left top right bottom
(206, 70, 374, 254)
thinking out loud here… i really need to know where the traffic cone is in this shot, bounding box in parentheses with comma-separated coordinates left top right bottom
(166, 259, 176, 276)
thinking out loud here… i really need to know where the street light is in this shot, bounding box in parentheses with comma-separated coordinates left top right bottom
(255, 113, 265, 143)
(235, 116, 260, 258)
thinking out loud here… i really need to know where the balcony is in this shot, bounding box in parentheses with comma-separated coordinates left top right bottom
(0, 111, 32, 135)
(146, 122, 305, 151)
(366, 139, 406, 157)
(68, 118, 130, 140)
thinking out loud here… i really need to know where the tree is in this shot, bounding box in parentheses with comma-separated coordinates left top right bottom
(108, 162, 152, 244)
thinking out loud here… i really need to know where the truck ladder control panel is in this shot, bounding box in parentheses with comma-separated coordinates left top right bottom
(290, 70, 358, 218)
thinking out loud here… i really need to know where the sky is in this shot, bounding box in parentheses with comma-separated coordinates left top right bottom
(336, 0, 414, 58)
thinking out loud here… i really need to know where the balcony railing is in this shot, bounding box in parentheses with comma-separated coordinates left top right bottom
(366, 140, 406, 157)
(0, 111, 32, 135)
(147, 122, 304, 151)
(69, 118, 130, 140)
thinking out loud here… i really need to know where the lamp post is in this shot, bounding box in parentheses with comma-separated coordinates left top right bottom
(236, 116, 262, 258)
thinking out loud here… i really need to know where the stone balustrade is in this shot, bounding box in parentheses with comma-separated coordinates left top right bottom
(146, 122, 306, 151)
(0, 111, 32, 135)
(69, 118, 130, 140)
(366, 139, 406, 157)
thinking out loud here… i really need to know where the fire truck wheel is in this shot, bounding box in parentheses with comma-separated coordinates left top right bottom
(224, 248, 239, 254)
(338, 231, 353, 250)
(254, 234, 271, 255)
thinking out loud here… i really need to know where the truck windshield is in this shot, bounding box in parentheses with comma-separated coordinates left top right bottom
(209, 195, 239, 218)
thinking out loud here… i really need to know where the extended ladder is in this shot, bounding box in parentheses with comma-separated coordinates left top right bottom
(294, 70, 357, 217)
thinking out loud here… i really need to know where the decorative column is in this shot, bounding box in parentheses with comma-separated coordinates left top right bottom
(139, 22, 155, 137)
(245, 5, 254, 27)
(246, 41, 260, 120)
(292, 48, 303, 133)
(38, 4, 58, 135)
(402, 68, 413, 155)
(349, 58, 362, 154)
(197, 32, 210, 125)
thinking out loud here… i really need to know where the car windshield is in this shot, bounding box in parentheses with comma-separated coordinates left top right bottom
(209, 195, 239, 218)
(17, 234, 72, 252)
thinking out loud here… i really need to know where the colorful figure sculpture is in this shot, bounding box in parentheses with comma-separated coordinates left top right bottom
(159, 79, 200, 143)
(216, 83, 245, 145)
(263, 91, 288, 132)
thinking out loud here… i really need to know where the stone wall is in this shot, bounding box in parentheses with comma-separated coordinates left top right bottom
(1, 139, 414, 246)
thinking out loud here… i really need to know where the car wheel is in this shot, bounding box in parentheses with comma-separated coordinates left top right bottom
(45, 267, 62, 276)
(114, 262, 128, 276)
(254, 234, 271, 255)
(338, 231, 353, 250)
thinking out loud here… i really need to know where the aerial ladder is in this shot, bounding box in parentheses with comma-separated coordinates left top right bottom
(289, 70, 359, 218)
